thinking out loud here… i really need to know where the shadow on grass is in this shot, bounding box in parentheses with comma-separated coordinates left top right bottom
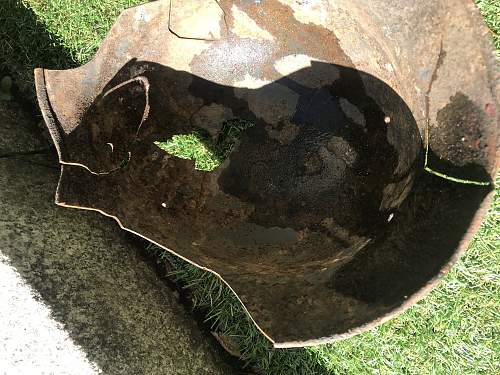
(0, 0, 76, 101)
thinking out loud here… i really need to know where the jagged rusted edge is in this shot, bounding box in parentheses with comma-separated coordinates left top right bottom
(33, 0, 499, 348)
(34, 66, 278, 347)
(35, 69, 497, 350)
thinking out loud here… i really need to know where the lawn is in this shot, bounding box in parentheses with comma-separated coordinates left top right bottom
(1, 0, 498, 374)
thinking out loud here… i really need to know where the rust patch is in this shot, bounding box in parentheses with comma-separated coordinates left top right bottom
(191, 0, 352, 84)
(169, 0, 228, 41)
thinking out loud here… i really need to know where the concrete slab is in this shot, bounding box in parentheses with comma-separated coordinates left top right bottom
(0, 100, 48, 155)
(0, 255, 100, 375)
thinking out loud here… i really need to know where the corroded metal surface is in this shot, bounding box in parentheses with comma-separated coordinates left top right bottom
(35, 0, 498, 347)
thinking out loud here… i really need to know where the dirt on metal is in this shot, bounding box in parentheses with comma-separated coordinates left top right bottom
(35, 0, 498, 347)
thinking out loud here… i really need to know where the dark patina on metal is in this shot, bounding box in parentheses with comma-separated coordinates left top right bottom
(35, 0, 498, 347)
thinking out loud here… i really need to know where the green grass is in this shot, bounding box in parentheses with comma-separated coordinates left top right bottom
(476, 0, 500, 50)
(22, 0, 147, 63)
(155, 131, 222, 171)
(0, 0, 147, 96)
(154, 119, 254, 171)
(1, 0, 498, 374)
